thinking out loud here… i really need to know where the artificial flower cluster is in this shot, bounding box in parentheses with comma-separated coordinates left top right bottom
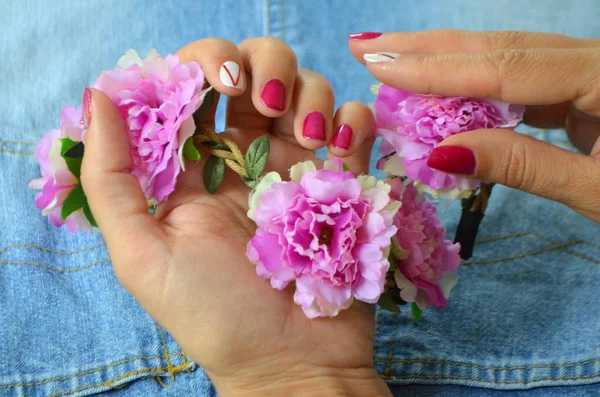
(373, 84, 524, 198)
(30, 49, 208, 231)
(245, 159, 460, 318)
(30, 49, 524, 319)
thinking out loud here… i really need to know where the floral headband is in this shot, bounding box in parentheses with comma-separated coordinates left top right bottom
(29, 50, 524, 320)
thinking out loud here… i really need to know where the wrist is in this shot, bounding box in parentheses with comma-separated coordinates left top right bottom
(209, 365, 391, 397)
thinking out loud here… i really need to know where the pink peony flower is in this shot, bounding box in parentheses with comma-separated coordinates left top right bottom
(94, 49, 207, 203)
(28, 106, 92, 233)
(374, 84, 524, 197)
(388, 179, 461, 309)
(246, 159, 401, 318)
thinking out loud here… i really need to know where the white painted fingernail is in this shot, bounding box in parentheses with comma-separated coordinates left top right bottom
(219, 61, 244, 89)
(363, 52, 400, 63)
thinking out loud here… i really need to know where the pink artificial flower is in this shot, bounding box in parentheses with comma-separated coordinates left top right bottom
(28, 106, 92, 233)
(246, 159, 401, 318)
(94, 49, 207, 203)
(374, 84, 524, 196)
(388, 179, 461, 309)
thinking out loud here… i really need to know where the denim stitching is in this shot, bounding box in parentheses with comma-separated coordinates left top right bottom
(385, 313, 401, 377)
(379, 373, 600, 384)
(1, 149, 33, 156)
(373, 305, 382, 357)
(0, 242, 105, 256)
(375, 357, 600, 371)
(0, 353, 184, 389)
(0, 258, 110, 272)
(158, 325, 175, 378)
(48, 362, 191, 397)
(463, 240, 600, 265)
(280, 0, 285, 41)
(0, 139, 36, 145)
(468, 231, 600, 264)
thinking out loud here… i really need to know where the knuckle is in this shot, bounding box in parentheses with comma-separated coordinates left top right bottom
(298, 69, 334, 99)
(487, 49, 528, 97)
(502, 139, 533, 191)
(490, 30, 527, 50)
(573, 50, 600, 110)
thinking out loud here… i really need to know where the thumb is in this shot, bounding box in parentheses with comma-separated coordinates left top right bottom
(427, 128, 600, 217)
(80, 88, 164, 262)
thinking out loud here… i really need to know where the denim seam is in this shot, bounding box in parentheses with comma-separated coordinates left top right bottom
(384, 313, 401, 378)
(379, 373, 600, 384)
(463, 239, 600, 265)
(374, 358, 600, 371)
(0, 139, 35, 145)
(0, 149, 32, 156)
(0, 258, 110, 273)
(158, 325, 175, 377)
(0, 353, 184, 389)
(0, 242, 105, 256)
(373, 305, 382, 357)
(48, 361, 191, 397)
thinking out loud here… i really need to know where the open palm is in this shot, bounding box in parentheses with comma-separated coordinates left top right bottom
(81, 37, 381, 392)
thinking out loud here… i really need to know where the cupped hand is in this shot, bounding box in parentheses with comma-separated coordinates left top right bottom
(81, 37, 390, 396)
(350, 29, 600, 222)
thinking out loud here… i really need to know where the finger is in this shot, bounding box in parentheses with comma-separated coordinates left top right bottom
(566, 103, 600, 154)
(177, 38, 246, 94)
(426, 128, 600, 217)
(328, 101, 375, 159)
(272, 68, 334, 150)
(349, 29, 595, 64)
(326, 106, 375, 176)
(362, 48, 600, 114)
(228, 37, 297, 124)
(80, 89, 165, 259)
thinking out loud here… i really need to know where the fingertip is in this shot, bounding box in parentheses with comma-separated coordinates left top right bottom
(328, 101, 375, 158)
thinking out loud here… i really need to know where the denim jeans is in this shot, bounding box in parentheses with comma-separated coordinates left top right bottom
(1, 0, 600, 395)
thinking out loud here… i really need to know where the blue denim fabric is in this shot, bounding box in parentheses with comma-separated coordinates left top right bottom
(1, 0, 600, 395)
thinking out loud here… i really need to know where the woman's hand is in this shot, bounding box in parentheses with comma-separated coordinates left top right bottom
(81, 37, 391, 396)
(350, 29, 600, 222)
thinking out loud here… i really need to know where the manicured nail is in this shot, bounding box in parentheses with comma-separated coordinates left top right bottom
(349, 32, 382, 40)
(82, 87, 92, 127)
(332, 124, 353, 150)
(427, 146, 476, 175)
(363, 52, 400, 63)
(303, 112, 326, 141)
(260, 79, 286, 111)
(219, 61, 244, 89)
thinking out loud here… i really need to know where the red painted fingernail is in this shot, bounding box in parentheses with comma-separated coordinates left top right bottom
(427, 146, 476, 175)
(349, 32, 383, 40)
(260, 79, 286, 111)
(303, 112, 326, 141)
(332, 124, 353, 149)
(82, 87, 92, 127)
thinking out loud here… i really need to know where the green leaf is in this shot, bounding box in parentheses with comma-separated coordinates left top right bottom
(182, 137, 201, 162)
(193, 89, 215, 129)
(203, 156, 225, 194)
(201, 141, 230, 151)
(377, 294, 400, 313)
(244, 135, 270, 180)
(343, 163, 350, 171)
(388, 254, 397, 273)
(63, 141, 84, 158)
(60, 138, 83, 179)
(61, 184, 86, 220)
(242, 176, 258, 189)
(411, 303, 423, 323)
(389, 292, 406, 306)
(83, 204, 97, 227)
